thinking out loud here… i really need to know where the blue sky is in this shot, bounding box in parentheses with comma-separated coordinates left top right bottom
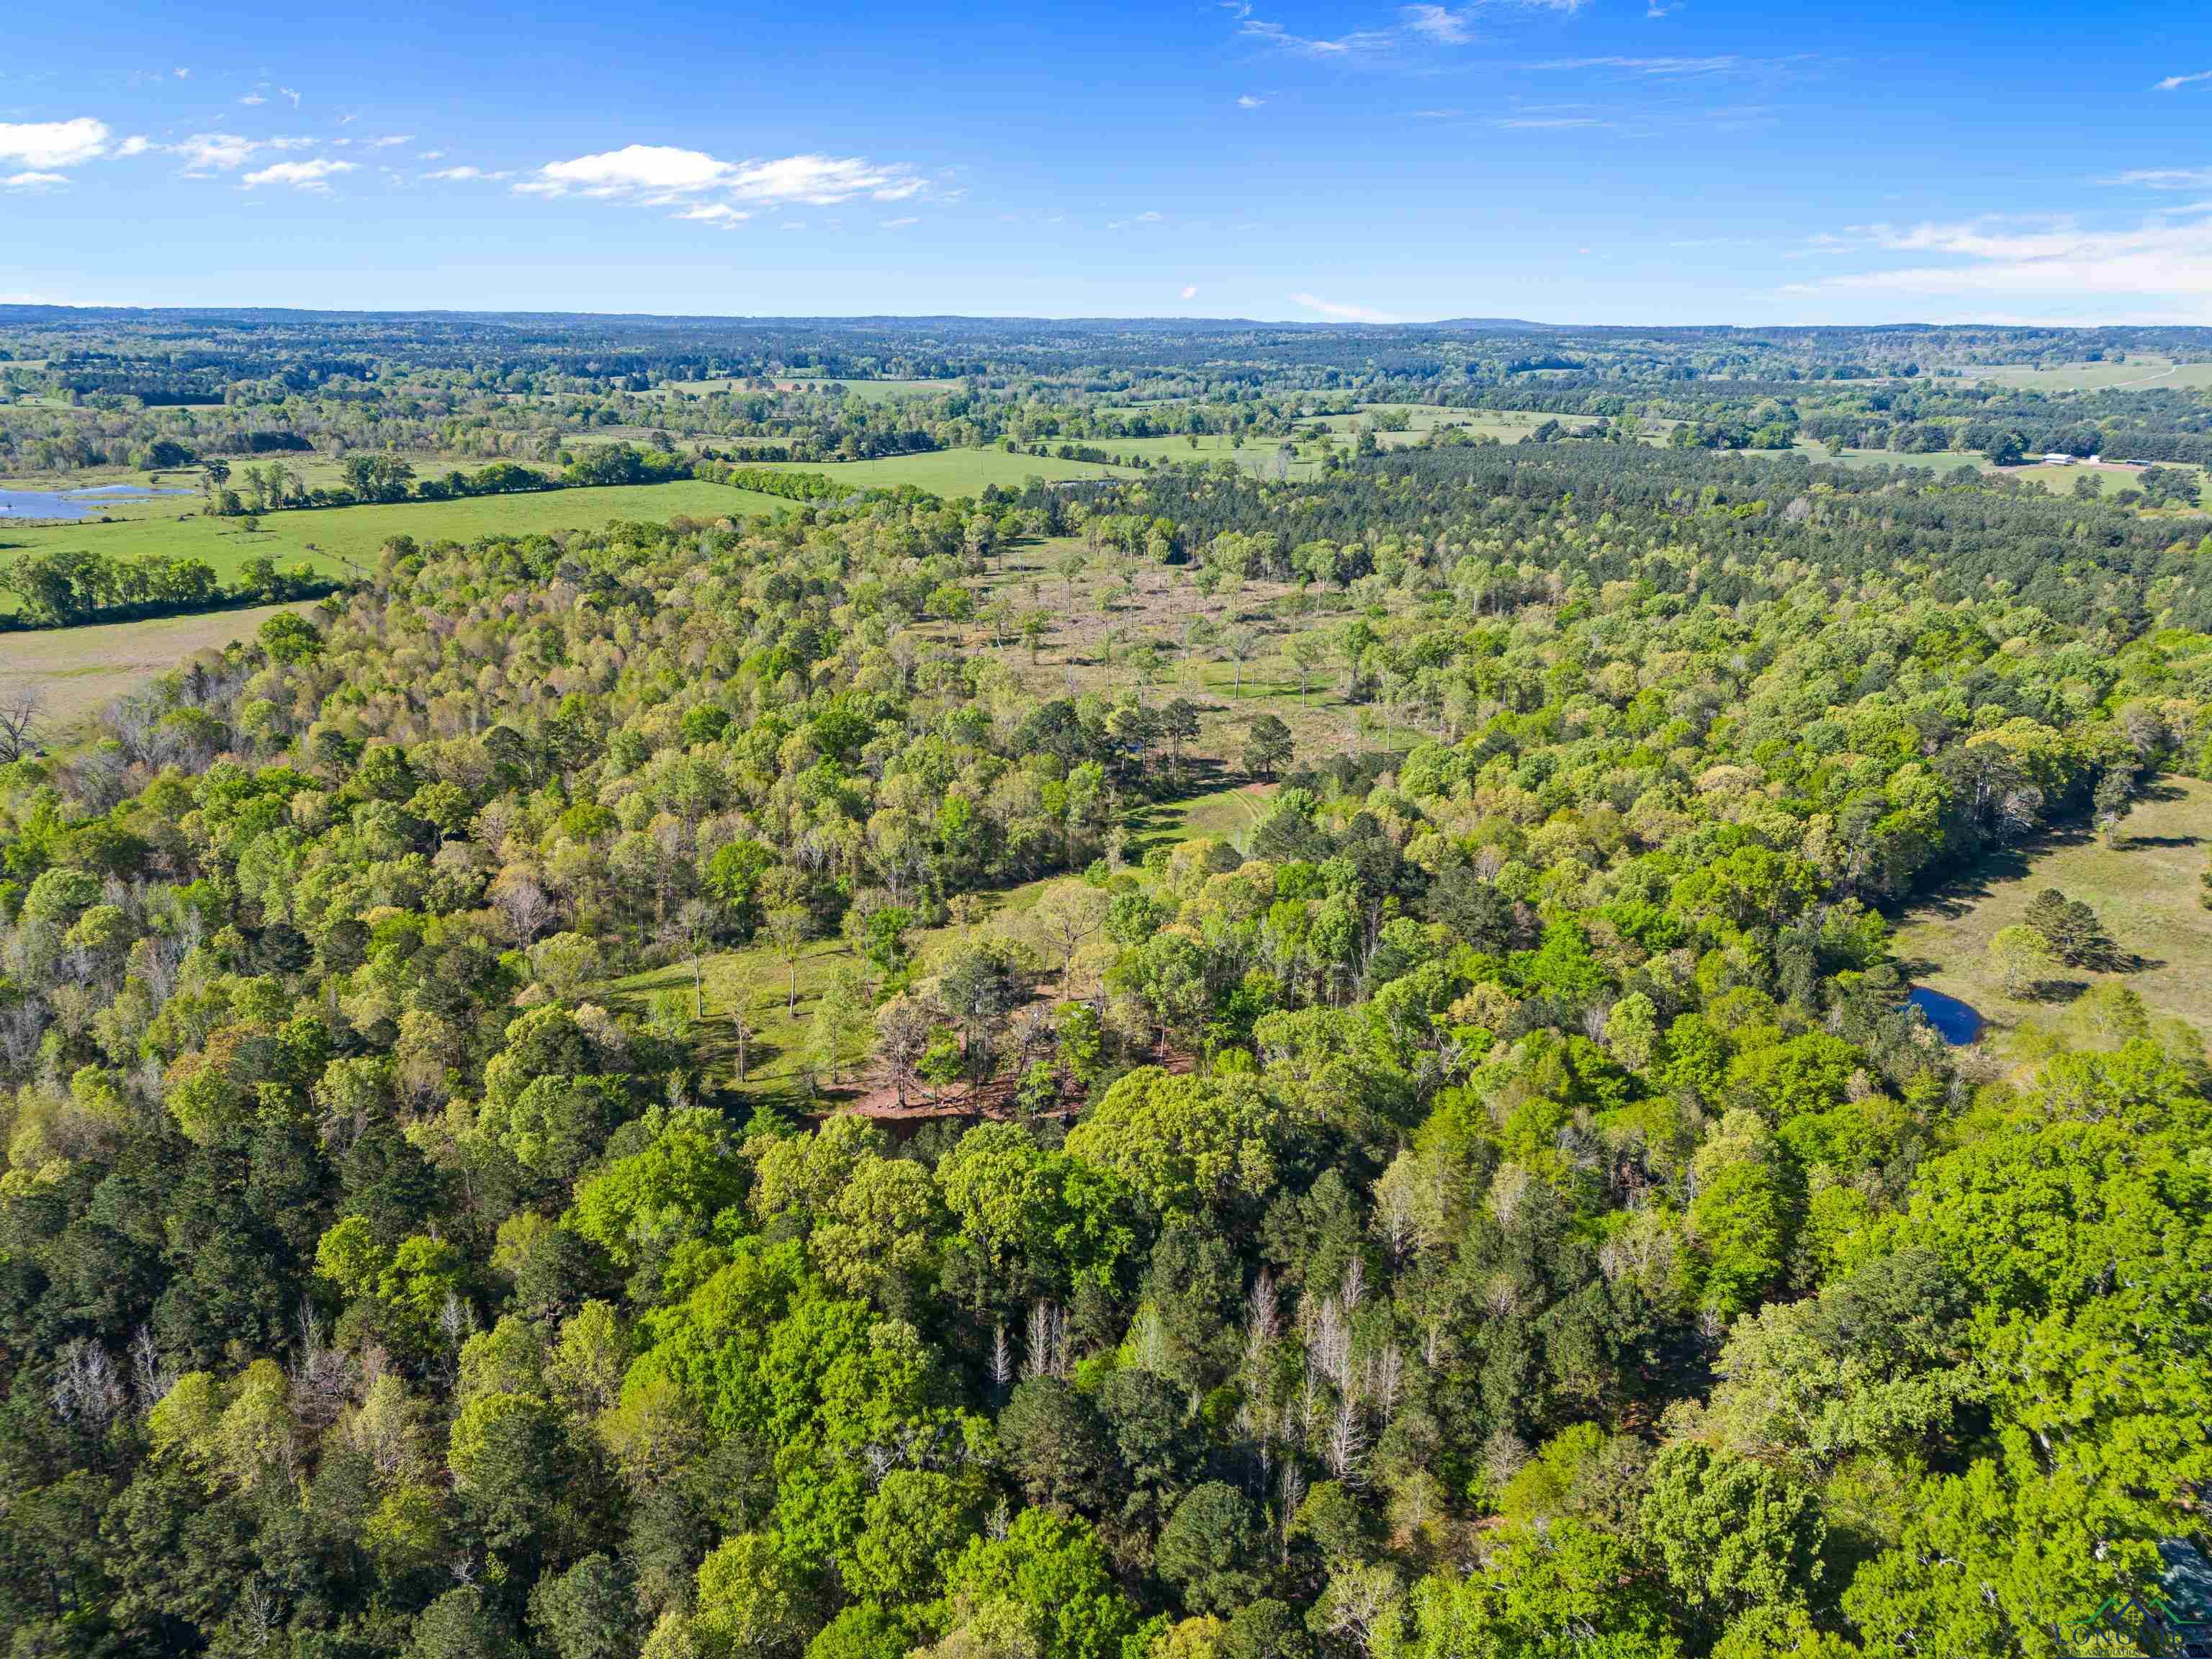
(4, 0, 2212, 324)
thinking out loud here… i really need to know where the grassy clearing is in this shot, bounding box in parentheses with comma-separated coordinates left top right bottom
(0, 482, 789, 609)
(1755, 444, 2208, 502)
(609, 875, 1066, 1110)
(1891, 776, 2212, 1042)
(0, 601, 315, 728)
(750, 447, 1132, 495)
(1955, 357, 2212, 392)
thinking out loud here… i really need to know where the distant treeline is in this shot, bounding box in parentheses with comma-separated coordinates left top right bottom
(0, 548, 344, 630)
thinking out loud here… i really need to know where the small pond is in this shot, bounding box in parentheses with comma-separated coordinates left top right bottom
(1907, 986, 1984, 1046)
(0, 485, 193, 521)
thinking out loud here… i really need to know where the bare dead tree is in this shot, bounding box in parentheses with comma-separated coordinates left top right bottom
(1325, 1395, 1367, 1484)
(130, 1324, 173, 1413)
(1277, 1461, 1308, 1561)
(0, 687, 43, 763)
(1021, 1300, 1069, 1381)
(53, 1338, 126, 1429)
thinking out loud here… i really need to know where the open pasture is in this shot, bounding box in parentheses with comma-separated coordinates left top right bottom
(0, 480, 789, 611)
(1892, 777, 2212, 1044)
(0, 601, 316, 728)
(748, 446, 1131, 495)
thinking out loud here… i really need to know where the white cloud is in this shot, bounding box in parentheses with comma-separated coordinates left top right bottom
(425, 165, 508, 181)
(174, 133, 258, 172)
(266, 135, 318, 150)
(175, 67, 190, 78)
(1108, 210, 1165, 230)
(881, 214, 917, 227)
(2105, 167, 2212, 189)
(418, 150, 444, 160)
(675, 202, 747, 222)
(1292, 292, 1404, 323)
(1789, 207, 2212, 314)
(242, 157, 355, 190)
(1251, 1, 1582, 56)
(115, 134, 152, 157)
(1238, 94, 1265, 107)
(239, 92, 266, 106)
(1182, 284, 1199, 299)
(2153, 69, 2212, 92)
(1241, 17, 1394, 54)
(1402, 6, 1475, 42)
(365, 134, 413, 149)
(279, 86, 300, 106)
(520, 144, 921, 206)
(0, 117, 112, 169)
(3, 171, 70, 190)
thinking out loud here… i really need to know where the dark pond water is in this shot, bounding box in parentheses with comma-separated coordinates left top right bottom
(0, 485, 192, 521)
(1907, 986, 1984, 1045)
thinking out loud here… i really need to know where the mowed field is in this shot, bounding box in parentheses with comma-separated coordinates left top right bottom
(0, 480, 791, 611)
(1955, 357, 2212, 392)
(750, 446, 1133, 493)
(1758, 442, 2208, 501)
(1892, 776, 2212, 1041)
(0, 601, 315, 727)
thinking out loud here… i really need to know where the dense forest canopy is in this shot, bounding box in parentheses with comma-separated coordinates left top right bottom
(2, 315, 2211, 1659)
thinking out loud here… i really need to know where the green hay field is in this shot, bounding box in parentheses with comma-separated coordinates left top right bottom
(1891, 776, 2212, 1042)
(0, 481, 789, 611)
(750, 446, 1132, 495)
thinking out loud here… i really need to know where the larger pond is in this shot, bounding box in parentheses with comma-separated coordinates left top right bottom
(1907, 986, 1985, 1046)
(0, 485, 193, 521)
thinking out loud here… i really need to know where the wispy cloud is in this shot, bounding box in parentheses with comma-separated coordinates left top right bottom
(1293, 292, 1403, 323)
(424, 165, 508, 182)
(279, 86, 300, 106)
(364, 134, 413, 150)
(1238, 94, 1265, 107)
(1789, 207, 2212, 313)
(2153, 69, 2212, 92)
(675, 202, 748, 224)
(1182, 284, 1199, 299)
(881, 214, 917, 227)
(1107, 209, 1165, 230)
(3, 171, 71, 191)
(1403, 0, 1586, 42)
(1241, 19, 1393, 55)
(0, 117, 112, 169)
(243, 157, 354, 191)
(1401, 6, 1475, 42)
(172, 133, 258, 172)
(517, 145, 922, 207)
(239, 91, 266, 106)
(1533, 53, 1750, 75)
(2102, 167, 2212, 190)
